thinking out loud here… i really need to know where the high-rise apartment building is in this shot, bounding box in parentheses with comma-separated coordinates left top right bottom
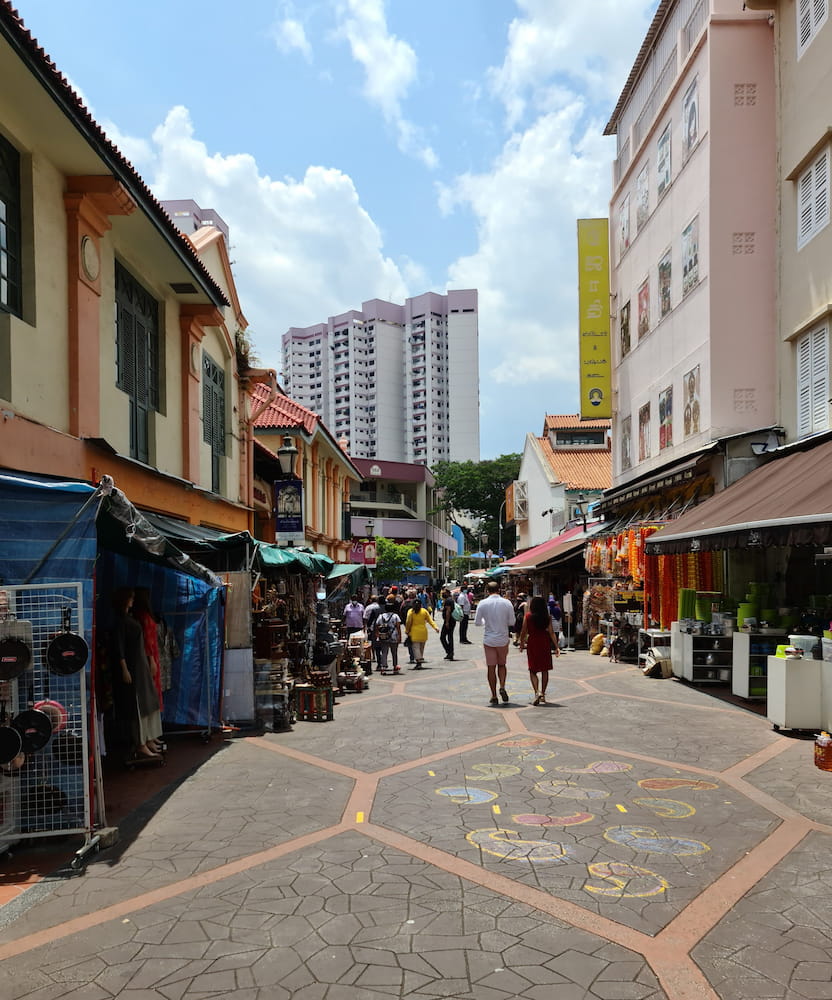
(282, 290, 480, 465)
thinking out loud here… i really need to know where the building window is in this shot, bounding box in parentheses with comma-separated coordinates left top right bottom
(797, 147, 829, 249)
(202, 351, 226, 493)
(115, 261, 160, 464)
(0, 132, 22, 317)
(797, 323, 829, 437)
(798, 0, 828, 57)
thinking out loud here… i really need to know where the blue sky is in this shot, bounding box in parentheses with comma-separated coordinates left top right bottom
(17, 0, 656, 457)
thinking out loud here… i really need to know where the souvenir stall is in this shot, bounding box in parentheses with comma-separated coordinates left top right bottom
(251, 546, 345, 726)
(583, 522, 666, 660)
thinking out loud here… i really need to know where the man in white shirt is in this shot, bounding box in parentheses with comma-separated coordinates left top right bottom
(474, 581, 516, 705)
(456, 589, 472, 644)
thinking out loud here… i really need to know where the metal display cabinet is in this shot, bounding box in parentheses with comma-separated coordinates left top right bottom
(675, 629, 734, 683)
(732, 631, 787, 701)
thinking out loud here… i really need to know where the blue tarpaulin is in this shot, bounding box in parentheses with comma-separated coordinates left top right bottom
(0, 472, 98, 637)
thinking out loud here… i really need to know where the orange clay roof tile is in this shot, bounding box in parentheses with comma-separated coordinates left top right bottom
(537, 437, 612, 490)
(544, 414, 612, 431)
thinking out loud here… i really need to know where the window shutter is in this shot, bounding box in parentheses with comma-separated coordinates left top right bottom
(202, 376, 213, 446)
(810, 324, 830, 432)
(797, 333, 813, 436)
(814, 149, 829, 234)
(799, 0, 813, 51)
(798, 168, 815, 247)
(116, 306, 135, 394)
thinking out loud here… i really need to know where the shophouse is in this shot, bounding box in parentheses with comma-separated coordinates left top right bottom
(0, 4, 264, 536)
(251, 384, 361, 562)
(602, 0, 781, 524)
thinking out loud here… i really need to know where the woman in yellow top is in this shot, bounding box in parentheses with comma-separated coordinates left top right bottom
(405, 598, 439, 669)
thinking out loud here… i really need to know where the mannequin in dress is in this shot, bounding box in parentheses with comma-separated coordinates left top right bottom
(111, 587, 163, 759)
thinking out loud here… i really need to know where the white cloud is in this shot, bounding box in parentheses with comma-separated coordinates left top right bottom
(334, 0, 437, 167)
(442, 101, 616, 448)
(271, 17, 313, 61)
(489, 0, 656, 128)
(147, 106, 407, 369)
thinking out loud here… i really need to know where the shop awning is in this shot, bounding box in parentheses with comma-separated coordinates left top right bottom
(257, 545, 334, 575)
(501, 524, 590, 571)
(645, 437, 832, 554)
(596, 452, 713, 514)
(143, 512, 255, 550)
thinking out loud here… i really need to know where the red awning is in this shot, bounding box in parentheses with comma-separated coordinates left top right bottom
(502, 524, 589, 570)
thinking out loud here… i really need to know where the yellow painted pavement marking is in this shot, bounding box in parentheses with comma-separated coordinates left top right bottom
(536, 765, 546, 772)
(428, 770, 435, 776)
(492, 804, 502, 815)
(356, 812, 365, 823)
(616, 804, 628, 813)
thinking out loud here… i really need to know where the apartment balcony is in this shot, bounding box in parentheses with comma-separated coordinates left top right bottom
(350, 490, 417, 516)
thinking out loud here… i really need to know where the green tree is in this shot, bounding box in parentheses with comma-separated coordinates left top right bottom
(432, 454, 521, 553)
(374, 536, 420, 585)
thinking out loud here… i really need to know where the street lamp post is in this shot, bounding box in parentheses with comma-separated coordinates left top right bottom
(497, 499, 506, 558)
(574, 493, 587, 532)
(275, 435, 300, 548)
(364, 518, 376, 588)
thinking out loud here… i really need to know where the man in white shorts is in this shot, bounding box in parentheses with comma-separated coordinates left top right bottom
(474, 581, 516, 705)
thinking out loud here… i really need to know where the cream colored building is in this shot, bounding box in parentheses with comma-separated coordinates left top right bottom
(747, 0, 831, 442)
(0, 7, 258, 533)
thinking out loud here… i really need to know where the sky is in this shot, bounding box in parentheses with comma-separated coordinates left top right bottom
(16, 0, 657, 457)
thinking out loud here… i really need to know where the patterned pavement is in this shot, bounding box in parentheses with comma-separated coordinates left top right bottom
(1, 642, 832, 999)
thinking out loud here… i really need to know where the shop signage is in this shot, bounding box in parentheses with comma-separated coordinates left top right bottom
(350, 539, 365, 563)
(274, 478, 304, 545)
(577, 218, 611, 419)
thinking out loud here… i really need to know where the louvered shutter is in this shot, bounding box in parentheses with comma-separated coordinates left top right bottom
(810, 324, 830, 433)
(202, 376, 213, 447)
(797, 334, 812, 436)
(134, 318, 149, 464)
(814, 149, 829, 235)
(798, 168, 815, 247)
(798, 0, 813, 52)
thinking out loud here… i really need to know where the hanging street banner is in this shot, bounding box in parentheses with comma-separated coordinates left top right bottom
(274, 478, 305, 545)
(363, 540, 377, 569)
(577, 218, 612, 419)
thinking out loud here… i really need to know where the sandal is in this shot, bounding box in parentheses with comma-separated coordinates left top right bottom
(533, 694, 542, 706)
(489, 697, 499, 706)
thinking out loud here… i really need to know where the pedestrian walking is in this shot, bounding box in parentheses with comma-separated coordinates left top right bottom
(343, 594, 365, 632)
(512, 593, 529, 646)
(374, 597, 403, 674)
(474, 581, 516, 705)
(363, 594, 382, 673)
(439, 587, 458, 660)
(519, 595, 560, 704)
(456, 588, 472, 643)
(404, 600, 439, 668)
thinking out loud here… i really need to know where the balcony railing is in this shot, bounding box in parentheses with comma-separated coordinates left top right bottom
(683, 0, 707, 57)
(350, 490, 417, 513)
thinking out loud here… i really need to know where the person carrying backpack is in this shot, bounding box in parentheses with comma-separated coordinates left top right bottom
(374, 596, 402, 674)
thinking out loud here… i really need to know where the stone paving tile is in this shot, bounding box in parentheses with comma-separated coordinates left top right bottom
(403, 663, 589, 708)
(743, 739, 832, 826)
(584, 669, 755, 710)
(693, 830, 832, 999)
(1, 742, 353, 938)
(373, 742, 779, 935)
(284, 694, 507, 771)
(524, 692, 780, 770)
(3, 832, 667, 1000)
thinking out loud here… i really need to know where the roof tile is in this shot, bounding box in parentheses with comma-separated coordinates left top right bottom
(538, 438, 612, 490)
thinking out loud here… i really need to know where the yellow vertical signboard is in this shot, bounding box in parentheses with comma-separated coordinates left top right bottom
(577, 219, 611, 419)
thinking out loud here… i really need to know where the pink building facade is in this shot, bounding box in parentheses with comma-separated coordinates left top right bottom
(605, 0, 779, 494)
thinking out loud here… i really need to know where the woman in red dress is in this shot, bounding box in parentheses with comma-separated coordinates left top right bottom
(519, 596, 560, 705)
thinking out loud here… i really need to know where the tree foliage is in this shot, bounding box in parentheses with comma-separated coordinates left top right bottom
(432, 454, 522, 553)
(374, 536, 420, 585)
